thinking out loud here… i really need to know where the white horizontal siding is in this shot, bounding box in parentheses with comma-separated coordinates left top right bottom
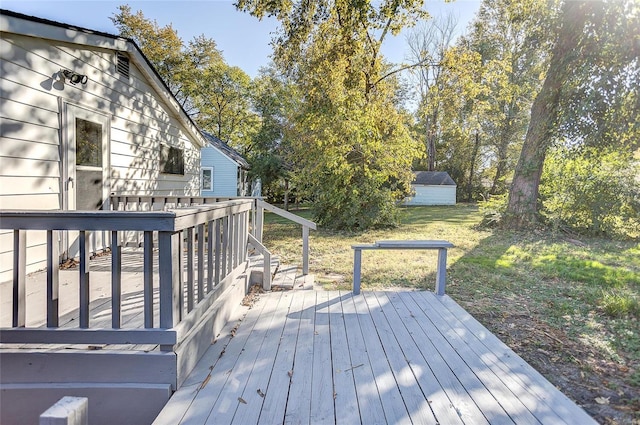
(200, 146, 239, 197)
(0, 29, 202, 282)
(405, 185, 457, 206)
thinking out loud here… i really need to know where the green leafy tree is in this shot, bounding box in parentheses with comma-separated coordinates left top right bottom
(247, 66, 299, 203)
(505, 0, 640, 228)
(111, 6, 258, 148)
(111, 6, 224, 114)
(192, 64, 258, 148)
(237, 0, 424, 229)
(436, 45, 489, 201)
(468, 0, 552, 195)
(406, 13, 458, 172)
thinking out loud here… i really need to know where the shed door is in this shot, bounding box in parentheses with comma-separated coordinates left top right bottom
(62, 103, 110, 258)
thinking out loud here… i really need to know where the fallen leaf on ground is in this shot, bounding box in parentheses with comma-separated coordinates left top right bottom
(595, 397, 610, 405)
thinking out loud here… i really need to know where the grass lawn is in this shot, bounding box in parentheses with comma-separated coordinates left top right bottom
(262, 204, 640, 425)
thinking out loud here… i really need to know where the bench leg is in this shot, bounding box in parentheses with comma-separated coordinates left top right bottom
(353, 248, 362, 295)
(435, 248, 448, 295)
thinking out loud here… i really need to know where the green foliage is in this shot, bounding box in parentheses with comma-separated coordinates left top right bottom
(238, 0, 424, 230)
(478, 193, 509, 227)
(504, 0, 640, 228)
(111, 6, 258, 149)
(540, 147, 640, 239)
(601, 290, 640, 318)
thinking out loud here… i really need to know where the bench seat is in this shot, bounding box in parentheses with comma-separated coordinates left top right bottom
(351, 240, 453, 295)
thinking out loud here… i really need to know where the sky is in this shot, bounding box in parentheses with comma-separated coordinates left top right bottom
(1, 0, 482, 78)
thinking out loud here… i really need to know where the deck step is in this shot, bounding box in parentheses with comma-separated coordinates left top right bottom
(271, 264, 315, 290)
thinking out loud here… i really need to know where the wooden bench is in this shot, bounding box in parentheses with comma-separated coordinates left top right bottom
(352, 240, 454, 295)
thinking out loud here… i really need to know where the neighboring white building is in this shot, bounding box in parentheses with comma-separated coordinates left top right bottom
(404, 171, 457, 206)
(200, 131, 250, 197)
(0, 10, 206, 282)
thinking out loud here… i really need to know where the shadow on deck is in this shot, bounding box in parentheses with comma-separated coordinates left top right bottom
(154, 289, 596, 425)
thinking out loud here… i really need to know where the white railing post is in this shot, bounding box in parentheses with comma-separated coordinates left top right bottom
(256, 202, 264, 243)
(159, 231, 181, 335)
(302, 226, 310, 275)
(39, 396, 88, 425)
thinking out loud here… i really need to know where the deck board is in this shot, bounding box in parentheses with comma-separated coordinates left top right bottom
(154, 290, 597, 425)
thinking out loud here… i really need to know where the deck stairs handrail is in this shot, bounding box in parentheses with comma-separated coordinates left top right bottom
(253, 199, 316, 275)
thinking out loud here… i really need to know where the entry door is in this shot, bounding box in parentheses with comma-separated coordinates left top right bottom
(63, 103, 110, 258)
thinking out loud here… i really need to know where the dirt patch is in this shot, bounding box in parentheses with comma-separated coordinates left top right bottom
(474, 311, 640, 425)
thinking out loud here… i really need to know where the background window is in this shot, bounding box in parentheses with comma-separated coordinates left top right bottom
(160, 144, 184, 175)
(201, 167, 213, 191)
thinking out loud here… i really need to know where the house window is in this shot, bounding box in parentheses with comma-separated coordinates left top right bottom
(160, 144, 184, 175)
(201, 167, 213, 191)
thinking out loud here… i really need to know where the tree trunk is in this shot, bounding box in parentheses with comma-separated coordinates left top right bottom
(503, 1, 591, 228)
(467, 130, 481, 202)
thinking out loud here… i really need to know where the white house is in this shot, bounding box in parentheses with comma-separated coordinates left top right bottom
(405, 171, 457, 206)
(200, 131, 250, 197)
(0, 10, 207, 282)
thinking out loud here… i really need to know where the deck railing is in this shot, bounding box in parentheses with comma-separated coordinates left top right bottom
(0, 199, 252, 351)
(112, 195, 317, 276)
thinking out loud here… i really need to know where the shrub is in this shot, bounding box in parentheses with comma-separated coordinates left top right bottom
(540, 147, 640, 239)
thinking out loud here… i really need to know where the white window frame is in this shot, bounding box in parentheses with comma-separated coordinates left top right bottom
(201, 167, 214, 191)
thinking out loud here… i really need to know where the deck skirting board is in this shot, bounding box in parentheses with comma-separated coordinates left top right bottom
(1, 382, 171, 425)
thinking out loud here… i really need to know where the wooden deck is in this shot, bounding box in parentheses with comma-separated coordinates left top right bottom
(153, 289, 596, 425)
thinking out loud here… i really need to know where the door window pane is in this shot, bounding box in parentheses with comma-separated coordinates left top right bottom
(76, 118, 102, 167)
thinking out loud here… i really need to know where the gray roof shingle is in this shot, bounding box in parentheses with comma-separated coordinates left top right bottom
(413, 171, 456, 186)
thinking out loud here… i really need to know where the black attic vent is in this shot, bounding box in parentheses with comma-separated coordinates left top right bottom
(116, 52, 130, 78)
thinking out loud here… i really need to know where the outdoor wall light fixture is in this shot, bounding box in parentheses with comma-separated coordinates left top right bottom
(61, 69, 88, 85)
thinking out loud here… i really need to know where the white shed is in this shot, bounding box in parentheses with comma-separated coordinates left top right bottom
(405, 171, 457, 206)
(0, 10, 206, 282)
(200, 131, 250, 197)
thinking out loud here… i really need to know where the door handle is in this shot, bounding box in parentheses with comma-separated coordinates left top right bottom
(67, 176, 74, 190)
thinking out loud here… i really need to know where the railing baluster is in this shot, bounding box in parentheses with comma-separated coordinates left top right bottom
(111, 231, 122, 328)
(222, 216, 228, 278)
(79, 230, 90, 329)
(215, 218, 222, 286)
(197, 224, 204, 302)
(143, 231, 154, 328)
(228, 213, 235, 272)
(244, 211, 250, 260)
(186, 228, 195, 312)
(13, 229, 26, 327)
(207, 220, 214, 292)
(46, 230, 59, 327)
